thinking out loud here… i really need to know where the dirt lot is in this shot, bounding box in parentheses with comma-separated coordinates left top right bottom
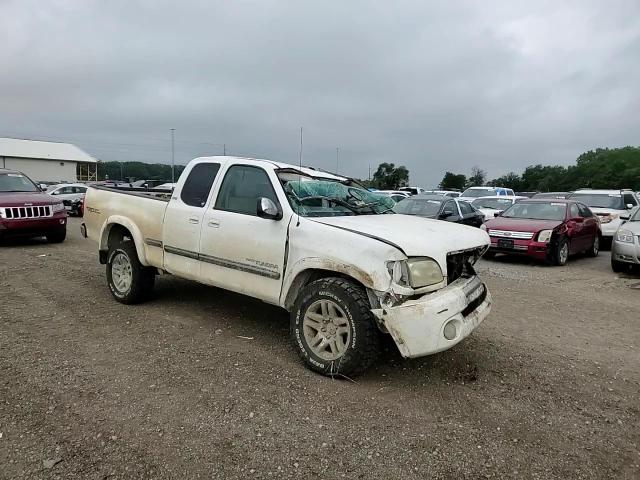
(1, 218, 639, 479)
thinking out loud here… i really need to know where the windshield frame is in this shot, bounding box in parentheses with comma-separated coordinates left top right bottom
(277, 170, 394, 217)
(568, 193, 624, 210)
(0, 172, 40, 193)
(460, 188, 496, 198)
(499, 201, 568, 221)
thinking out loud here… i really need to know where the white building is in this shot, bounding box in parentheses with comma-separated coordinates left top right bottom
(0, 137, 98, 182)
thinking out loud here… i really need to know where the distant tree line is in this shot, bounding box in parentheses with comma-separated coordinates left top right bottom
(97, 161, 186, 182)
(440, 147, 640, 192)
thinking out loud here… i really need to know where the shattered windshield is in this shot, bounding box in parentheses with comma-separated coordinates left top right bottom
(279, 175, 394, 217)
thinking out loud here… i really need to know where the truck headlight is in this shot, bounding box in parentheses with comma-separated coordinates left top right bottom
(616, 229, 634, 243)
(406, 257, 444, 288)
(537, 230, 553, 243)
(52, 202, 65, 213)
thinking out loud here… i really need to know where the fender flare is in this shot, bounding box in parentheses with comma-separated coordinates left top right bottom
(99, 215, 149, 266)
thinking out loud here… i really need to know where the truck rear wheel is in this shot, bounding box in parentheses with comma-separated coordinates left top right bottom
(106, 240, 155, 304)
(290, 277, 381, 377)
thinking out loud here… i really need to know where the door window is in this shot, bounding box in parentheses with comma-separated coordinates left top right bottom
(577, 204, 593, 217)
(569, 204, 580, 218)
(442, 201, 456, 216)
(180, 163, 221, 207)
(623, 193, 637, 207)
(215, 165, 278, 216)
(458, 201, 473, 215)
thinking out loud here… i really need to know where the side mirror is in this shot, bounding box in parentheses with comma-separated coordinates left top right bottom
(493, 211, 501, 217)
(257, 197, 282, 220)
(620, 213, 631, 221)
(626, 204, 634, 209)
(439, 211, 453, 219)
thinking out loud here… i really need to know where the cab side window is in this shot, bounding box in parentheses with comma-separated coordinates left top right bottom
(180, 163, 221, 207)
(442, 201, 457, 216)
(215, 165, 279, 216)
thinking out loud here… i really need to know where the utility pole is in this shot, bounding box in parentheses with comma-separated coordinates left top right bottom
(120, 162, 124, 181)
(368, 164, 371, 182)
(170, 128, 175, 183)
(223, 143, 226, 155)
(336, 147, 339, 174)
(299, 127, 303, 168)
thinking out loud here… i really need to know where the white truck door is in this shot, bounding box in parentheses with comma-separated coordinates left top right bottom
(199, 164, 290, 304)
(162, 162, 221, 280)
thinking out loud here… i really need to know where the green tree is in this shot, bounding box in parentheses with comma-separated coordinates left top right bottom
(372, 163, 409, 189)
(487, 172, 522, 191)
(466, 166, 486, 187)
(439, 171, 466, 190)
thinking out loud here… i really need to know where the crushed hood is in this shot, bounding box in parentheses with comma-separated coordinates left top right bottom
(310, 214, 490, 263)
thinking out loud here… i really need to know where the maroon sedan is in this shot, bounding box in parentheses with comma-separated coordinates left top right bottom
(483, 199, 600, 265)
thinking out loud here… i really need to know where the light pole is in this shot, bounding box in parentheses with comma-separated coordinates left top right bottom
(336, 147, 339, 174)
(170, 128, 175, 183)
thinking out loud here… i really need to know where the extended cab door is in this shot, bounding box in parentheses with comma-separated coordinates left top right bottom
(162, 162, 221, 280)
(199, 163, 291, 304)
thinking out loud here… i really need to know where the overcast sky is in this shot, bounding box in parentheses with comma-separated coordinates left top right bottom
(1, 0, 639, 186)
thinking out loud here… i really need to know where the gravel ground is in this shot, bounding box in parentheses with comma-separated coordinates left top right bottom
(1, 218, 639, 479)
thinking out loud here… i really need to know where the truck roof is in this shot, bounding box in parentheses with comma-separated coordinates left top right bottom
(193, 156, 350, 182)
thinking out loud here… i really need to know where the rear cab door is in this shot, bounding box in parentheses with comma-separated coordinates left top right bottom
(199, 161, 292, 304)
(162, 160, 222, 280)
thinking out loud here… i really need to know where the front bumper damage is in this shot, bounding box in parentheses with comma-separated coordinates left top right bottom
(371, 275, 491, 358)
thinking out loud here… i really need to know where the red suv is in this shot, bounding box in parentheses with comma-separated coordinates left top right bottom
(0, 169, 67, 243)
(483, 199, 600, 265)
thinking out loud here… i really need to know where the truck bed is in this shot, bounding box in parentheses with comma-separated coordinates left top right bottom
(83, 186, 169, 268)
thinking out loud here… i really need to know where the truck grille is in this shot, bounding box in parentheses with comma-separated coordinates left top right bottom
(0, 206, 52, 219)
(447, 248, 482, 284)
(488, 229, 534, 239)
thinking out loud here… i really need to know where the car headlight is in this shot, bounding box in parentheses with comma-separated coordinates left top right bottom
(537, 229, 553, 243)
(52, 202, 65, 213)
(387, 257, 444, 288)
(480, 223, 487, 231)
(616, 229, 634, 243)
(600, 214, 618, 224)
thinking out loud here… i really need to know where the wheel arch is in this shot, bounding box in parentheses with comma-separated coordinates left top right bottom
(282, 267, 375, 311)
(98, 216, 148, 265)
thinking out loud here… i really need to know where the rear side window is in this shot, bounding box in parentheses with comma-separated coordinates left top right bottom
(215, 165, 278, 216)
(180, 163, 221, 207)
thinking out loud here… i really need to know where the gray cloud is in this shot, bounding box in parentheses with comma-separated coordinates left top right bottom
(2, 0, 639, 186)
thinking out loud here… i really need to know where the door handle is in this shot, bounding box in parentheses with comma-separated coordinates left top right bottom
(188, 216, 200, 224)
(208, 219, 220, 228)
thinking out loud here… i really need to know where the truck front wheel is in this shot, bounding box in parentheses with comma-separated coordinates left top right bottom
(106, 240, 155, 304)
(291, 277, 381, 377)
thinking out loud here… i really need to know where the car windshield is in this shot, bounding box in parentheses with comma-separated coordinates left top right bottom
(569, 193, 624, 209)
(631, 207, 640, 222)
(471, 198, 513, 209)
(393, 198, 443, 216)
(280, 177, 394, 217)
(501, 202, 567, 221)
(460, 188, 495, 198)
(0, 173, 39, 192)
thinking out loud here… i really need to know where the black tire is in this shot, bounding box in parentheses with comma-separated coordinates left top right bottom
(586, 234, 600, 257)
(46, 227, 66, 243)
(483, 251, 496, 260)
(106, 240, 155, 304)
(551, 237, 569, 266)
(611, 259, 626, 273)
(290, 277, 381, 377)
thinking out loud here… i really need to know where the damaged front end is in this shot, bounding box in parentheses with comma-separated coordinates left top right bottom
(371, 247, 491, 358)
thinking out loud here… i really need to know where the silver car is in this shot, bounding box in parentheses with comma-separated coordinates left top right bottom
(611, 206, 640, 272)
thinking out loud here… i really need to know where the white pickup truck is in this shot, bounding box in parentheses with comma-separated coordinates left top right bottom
(82, 156, 492, 376)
